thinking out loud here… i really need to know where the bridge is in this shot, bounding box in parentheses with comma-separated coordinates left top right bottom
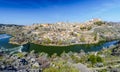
(0, 45, 23, 54)
(0, 34, 11, 39)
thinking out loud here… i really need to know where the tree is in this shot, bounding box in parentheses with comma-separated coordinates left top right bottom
(80, 27, 86, 31)
(43, 38, 51, 44)
(94, 21, 104, 26)
(87, 26, 92, 30)
(57, 40, 63, 45)
(96, 56, 103, 63)
(35, 27, 39, 30)
(88, 55, 104, 66)
(80, 35, 85, 42)
(94, 33, 97, 41)
(88, 55, 97, 65)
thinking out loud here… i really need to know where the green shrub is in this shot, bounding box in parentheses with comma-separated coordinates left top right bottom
(94, 21, 104, 26)
(88, 55, 103, 66)
(80, 35, 85, 42)
(43, 61, 79, 72)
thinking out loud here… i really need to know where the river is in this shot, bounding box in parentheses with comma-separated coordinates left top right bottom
(0, 34, 119, 55)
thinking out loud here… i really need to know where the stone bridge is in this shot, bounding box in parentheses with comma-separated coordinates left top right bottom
(0, 46, 23, 54)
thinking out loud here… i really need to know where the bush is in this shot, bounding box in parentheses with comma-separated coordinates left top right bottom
(96, 56, 103, 63)
(88, 55, 97, 65)
(80, 35, 85, 42)
(43, 61, 79, 72)
(94, 33, 97, 41)
(88, 55, 103, 66)
(17, 53, 24, 58)
(94, 21, 104, 26)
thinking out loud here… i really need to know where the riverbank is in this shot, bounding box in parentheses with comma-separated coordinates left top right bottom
(9, 37, 100, 46)
(9, 35, 118, 47)
(9, 36, 102, 47)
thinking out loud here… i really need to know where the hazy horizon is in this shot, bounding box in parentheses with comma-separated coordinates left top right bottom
(0, 0, 120, 25)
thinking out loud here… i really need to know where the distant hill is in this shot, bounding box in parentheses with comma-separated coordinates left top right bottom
(0, 24, 24, 27)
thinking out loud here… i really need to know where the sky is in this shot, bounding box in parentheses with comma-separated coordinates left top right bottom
(0, 0, 120, 25)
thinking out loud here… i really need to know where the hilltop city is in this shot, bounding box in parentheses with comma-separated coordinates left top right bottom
(0, 18, 120, 46)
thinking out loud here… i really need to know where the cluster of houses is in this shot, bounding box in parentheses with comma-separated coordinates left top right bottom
(1, 18, 117, 46)
(17, 19, 101, 45)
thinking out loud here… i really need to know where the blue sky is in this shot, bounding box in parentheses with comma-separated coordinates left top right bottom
(0, 0, 120, 25)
